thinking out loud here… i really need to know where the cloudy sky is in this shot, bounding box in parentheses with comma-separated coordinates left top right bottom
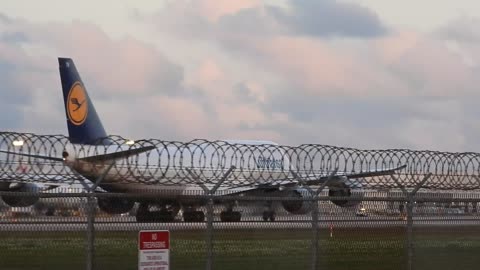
(1, 0, 480, 152)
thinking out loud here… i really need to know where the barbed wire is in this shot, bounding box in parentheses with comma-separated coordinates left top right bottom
(0, 132, 480, 190)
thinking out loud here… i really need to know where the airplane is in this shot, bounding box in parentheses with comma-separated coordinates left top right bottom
(0, 57, 406, 223)
(0, 155, 87, 217)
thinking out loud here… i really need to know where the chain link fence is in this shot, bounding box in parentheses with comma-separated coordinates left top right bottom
(2, 132, 480, 269)
(1, 188, 480, 270)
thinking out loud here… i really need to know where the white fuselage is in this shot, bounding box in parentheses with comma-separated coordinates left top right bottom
(63, 140, 294, 197)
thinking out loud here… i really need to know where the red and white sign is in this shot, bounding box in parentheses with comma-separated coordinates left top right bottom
(138, 230, 170, 270)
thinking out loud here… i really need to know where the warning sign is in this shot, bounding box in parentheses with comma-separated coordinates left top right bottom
(138, 230, 170, 270)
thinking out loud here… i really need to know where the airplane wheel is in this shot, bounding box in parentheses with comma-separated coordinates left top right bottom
(136, 212, 151, 223)
(136, 204, 175, 223)
(195, 211, 205, 222)
(220, 211, 241, 222)
(45, 207, 55, 216)
(156, 210, 175, 222)
(136, 203, 151, 222)
(262, 211, 275, 222)
(183, 211, 205, 222)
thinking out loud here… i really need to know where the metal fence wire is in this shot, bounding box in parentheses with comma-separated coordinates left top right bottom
(1, 189, 480, 270)
(1, 132, 480, 189)
(2, 132, 480, 270)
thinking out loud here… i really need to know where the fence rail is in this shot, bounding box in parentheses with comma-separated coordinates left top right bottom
(1, 189, 480, 270)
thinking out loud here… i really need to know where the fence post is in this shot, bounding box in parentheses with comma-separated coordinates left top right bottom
(86, 194, 96, 270)
(187, 166, 235, 270)
(291, 169, 337, 270)
(392, 173, 431, 270)
(85, 162, 115, 270)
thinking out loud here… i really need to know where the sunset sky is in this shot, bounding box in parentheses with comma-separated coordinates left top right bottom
(2, 0, 480, 152)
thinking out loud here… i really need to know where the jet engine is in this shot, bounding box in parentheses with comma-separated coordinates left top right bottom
(328, 180, 364, 207)
(281, 188, 315, 214)
(97, 197, 135, 214)
(1, 183, 40, 207)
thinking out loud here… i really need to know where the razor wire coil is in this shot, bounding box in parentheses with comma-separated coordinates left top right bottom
(1, 132, 480, 190)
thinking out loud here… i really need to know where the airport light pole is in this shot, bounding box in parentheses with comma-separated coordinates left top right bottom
(12, 140, 24, 147)
(391, 173, 431, 270)
(12, 140, 25, 172)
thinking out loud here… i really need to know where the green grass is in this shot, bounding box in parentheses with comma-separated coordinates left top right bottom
(1, 227, 480, 270)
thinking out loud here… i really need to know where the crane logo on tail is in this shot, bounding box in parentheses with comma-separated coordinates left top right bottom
(67, 81, 88, 125)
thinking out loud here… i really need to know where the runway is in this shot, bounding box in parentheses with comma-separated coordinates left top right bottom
(2, 215, 480, 231)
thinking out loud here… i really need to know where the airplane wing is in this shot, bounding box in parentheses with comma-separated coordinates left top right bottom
(0, 146, 406, 194)
(222, 164, 406, 194)
(0, 172, 78, 183)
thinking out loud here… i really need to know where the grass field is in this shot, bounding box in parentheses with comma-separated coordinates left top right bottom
(1, 227, 480, 270)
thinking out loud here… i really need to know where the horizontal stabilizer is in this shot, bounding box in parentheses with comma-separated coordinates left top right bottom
(0, 145, 155, 163)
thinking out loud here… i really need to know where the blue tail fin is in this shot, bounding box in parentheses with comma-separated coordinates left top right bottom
(58, 57, 110, 145)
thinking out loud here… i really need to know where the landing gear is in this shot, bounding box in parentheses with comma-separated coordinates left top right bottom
(135, 203, 179, 223)
(220, 211, 242, 222)
(183, 208, 205, 222)
(262, 202, 275, 222)
(220, 204, 242, 222)
(262, 210, 275, 222)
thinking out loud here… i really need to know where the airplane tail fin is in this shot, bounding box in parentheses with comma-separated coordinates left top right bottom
(58, 57, 110, 145)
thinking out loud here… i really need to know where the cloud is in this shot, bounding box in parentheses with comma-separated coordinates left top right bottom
(232, 82, 264, 104)
(145, 2, 473, 99)
(26, 21, 185, 98)
(0, 61, 30, 105)
(0, 13, 11, 24)
(3, 6, 480, 153)
(0, 31, 28, 43)
(181, 59, 276, 139)
(144, 0, 387, 40)
(437, 16, 480, 43)
(434, 16, 480, 69)
(258, 95, 473, 151)
(376, 31, 477, 96)
(227, 30, 477, 98)
(0, 60, 28, 130)
(239, 36, 381, 96)
(0, 17, 195, 138)
(270, 0, 387, 38)
(0, 15, 284, 142)
(194, 0, 260, 22)
(0, 40, 35, 129)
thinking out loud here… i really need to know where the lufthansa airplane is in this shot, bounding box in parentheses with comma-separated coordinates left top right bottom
(0, 58, 406, 222)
